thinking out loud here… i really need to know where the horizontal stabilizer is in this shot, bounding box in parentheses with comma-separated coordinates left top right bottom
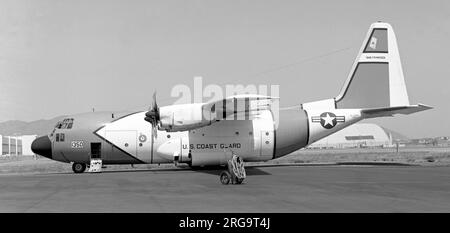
(361, 104, 432, 118)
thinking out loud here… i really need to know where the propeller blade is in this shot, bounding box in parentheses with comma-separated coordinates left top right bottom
(144, 91, 159, 139)
(152, 92, 158, 109)
(152, 123, 157, 139)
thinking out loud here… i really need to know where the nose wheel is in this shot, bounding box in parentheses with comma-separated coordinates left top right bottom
(72, 163, 87, 173)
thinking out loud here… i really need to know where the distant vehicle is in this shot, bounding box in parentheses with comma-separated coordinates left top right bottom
(32, 22, 430, 184)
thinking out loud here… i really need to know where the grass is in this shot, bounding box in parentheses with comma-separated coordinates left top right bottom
(275, 146, 450, 165)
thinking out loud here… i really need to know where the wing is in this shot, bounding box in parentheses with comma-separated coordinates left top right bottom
(157, 94, 279, 132)
(203, 94, 279, 121)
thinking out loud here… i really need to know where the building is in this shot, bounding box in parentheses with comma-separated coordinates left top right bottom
(406, 136, 450, 146)
(1, 135, 21, 156)
(20, 135, 38, 155)
(308, 123, 396, 149)
(0, 135, 37, 156)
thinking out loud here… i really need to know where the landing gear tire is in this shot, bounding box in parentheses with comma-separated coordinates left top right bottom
(220, 171, 231, 185)
(72, 163, 86, 173)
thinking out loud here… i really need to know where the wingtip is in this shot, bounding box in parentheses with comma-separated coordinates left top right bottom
(417, 103, 433, 110)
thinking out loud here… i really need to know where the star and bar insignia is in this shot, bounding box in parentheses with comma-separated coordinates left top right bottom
(311, 112, 345, 129)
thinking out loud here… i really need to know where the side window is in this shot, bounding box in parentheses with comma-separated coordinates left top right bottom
(60, 133, 65, 142)
(55, 133, 60, 142)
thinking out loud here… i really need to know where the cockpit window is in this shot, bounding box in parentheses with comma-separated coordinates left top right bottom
(55, 118, 74, 130)
(55, 133, 65, 142)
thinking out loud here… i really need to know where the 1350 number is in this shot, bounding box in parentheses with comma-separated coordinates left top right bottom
(71, 141, 84, 149)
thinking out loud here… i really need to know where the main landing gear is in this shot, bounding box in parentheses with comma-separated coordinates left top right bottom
(220, 155, 246, 185)
(72, 163, 87, 173)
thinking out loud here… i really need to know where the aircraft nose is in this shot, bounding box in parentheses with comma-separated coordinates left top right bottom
(31, 136, 52, 159)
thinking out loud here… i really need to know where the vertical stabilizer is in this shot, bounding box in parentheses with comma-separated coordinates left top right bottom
(335, 22, 410, 109)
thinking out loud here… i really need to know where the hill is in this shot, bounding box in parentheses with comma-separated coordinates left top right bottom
(0, 116, 66, 136)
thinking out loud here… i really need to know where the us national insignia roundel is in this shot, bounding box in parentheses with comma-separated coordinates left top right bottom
(311, 112, 345, 129)
(138, 134, 147, 143)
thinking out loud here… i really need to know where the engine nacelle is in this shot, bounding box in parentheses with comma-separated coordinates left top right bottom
(158, 103, 212, 132)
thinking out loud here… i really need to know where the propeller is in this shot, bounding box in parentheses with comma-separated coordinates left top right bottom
(144, 92, 160, 139)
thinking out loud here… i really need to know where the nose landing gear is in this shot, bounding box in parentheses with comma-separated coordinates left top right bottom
(72, 162, 87, 173)
(220, 154, 246, 185)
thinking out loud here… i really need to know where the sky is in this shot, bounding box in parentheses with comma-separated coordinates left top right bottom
(0, 0, 449, 138)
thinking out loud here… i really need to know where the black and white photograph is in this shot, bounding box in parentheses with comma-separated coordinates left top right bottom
(0, 0, 449, 224)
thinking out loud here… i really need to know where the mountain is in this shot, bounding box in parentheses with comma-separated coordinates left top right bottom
(0, 116, 66, 136)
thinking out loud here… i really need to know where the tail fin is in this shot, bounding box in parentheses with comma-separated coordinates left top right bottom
(335, 22, 410, 109)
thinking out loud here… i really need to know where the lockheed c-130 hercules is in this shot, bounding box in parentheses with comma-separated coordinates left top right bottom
(31, 22, 431, 184)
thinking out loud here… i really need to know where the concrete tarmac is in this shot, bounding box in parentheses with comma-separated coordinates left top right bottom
(0, 165, 450, 212)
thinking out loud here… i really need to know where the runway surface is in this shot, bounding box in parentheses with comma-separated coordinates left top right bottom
(1, 165, 450, 212)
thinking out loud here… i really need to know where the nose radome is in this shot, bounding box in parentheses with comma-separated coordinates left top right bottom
(31, 136, 52, 159)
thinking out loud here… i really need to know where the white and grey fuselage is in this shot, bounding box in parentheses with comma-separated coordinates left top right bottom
(41, 106, 362, 166)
